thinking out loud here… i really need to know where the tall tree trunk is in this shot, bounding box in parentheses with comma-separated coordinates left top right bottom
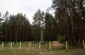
(70, 0, 75, 45)
(40, 28, 44, 42)
(6, 27, 7, 42)
(10, 27, 12, 41)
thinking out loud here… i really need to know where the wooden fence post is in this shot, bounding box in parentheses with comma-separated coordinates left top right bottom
(20, 42, 21, 48)
(66, 41, 68, 49)
(2, 42, 4, 48)
(11, 42, 13, 48)
(83, 40, 85, 48)
(49, 41, 51, 49)
(39, 42, 41, 48)
(29, 42, 31, 47)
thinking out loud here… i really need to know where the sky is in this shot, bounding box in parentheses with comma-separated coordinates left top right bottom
(0, 0, 52, 23)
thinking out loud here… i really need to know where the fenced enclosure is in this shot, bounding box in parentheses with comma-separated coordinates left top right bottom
(1, 41, 51, 49)
(0, 41, 85, 49)
(0, 41, 85, 55)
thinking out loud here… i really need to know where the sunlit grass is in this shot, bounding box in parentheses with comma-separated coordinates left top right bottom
(0, 47, 85, 55)
(0, 42, 85, 55)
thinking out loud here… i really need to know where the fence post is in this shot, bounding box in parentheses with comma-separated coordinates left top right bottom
(66, 41, 68, 49)
(83, 40, 85, 48)
(2, 42, 4, 48)
(8, 42, 10, 47)
(49, 41, 51, 49)
(11, 42, 13, 48)
(29, 42, 31, 47)
(20, 42, 21, 48)
(39, 42, 41, 48)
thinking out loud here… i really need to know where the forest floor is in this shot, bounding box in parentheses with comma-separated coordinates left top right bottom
(0, 47, 85, 55)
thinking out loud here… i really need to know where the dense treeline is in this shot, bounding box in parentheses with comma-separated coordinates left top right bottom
(0, 10, 57, 42)
(32, 9, 57, 41)
(52, 0, 85, 45)
(0, 0, 85, 46)
(0, 12, 31, 42)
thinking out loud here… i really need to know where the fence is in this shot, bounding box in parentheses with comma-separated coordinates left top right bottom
(1, 41, 85, 49)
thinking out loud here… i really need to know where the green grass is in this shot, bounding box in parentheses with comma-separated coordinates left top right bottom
(0, 42, 85, 55)
(0, 47, 85, 55)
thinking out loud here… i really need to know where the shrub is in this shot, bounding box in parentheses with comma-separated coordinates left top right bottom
(57, 34, 65, 43)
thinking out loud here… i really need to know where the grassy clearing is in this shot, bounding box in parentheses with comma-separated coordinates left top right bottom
(0, 47, 85, 55)
(0, 42, 85, 55)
